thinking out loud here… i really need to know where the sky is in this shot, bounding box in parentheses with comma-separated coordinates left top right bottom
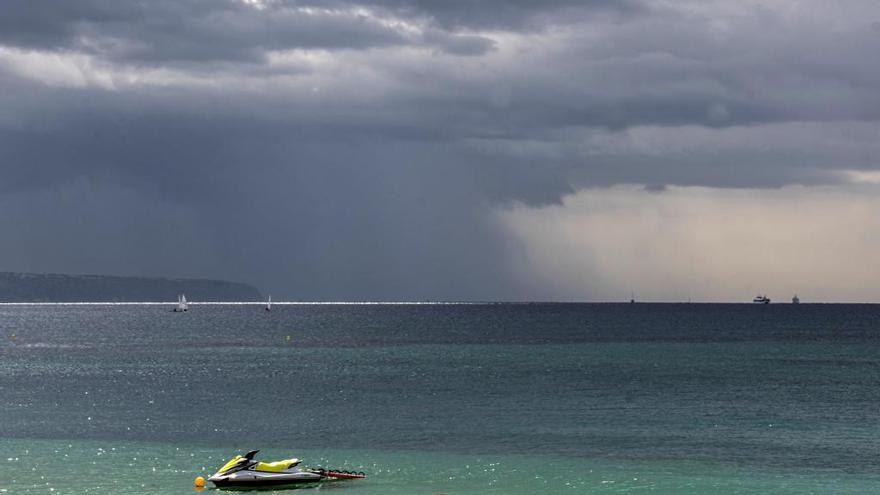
(1, 0, 880, 301)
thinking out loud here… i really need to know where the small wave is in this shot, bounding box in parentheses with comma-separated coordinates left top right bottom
(16, 342, 91, 349)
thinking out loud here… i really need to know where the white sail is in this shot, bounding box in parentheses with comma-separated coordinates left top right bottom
(266, 295, 272, 311)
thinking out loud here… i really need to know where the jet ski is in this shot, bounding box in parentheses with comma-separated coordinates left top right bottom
(208, 450, 366, 489)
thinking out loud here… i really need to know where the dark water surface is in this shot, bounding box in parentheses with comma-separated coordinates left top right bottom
(2, 303, 879, 493)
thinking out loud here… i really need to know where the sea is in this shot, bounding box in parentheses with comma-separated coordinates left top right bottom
(1, 303, 879, 494)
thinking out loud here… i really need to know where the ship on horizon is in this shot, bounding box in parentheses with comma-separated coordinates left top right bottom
(753, 294, 770, 304)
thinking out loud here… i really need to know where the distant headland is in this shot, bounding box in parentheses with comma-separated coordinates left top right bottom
(0, 272, 262, 302)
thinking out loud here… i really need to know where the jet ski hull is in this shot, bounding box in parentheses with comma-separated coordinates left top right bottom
(210, 471, 323, 489)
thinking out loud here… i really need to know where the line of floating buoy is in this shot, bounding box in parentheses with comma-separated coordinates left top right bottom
(312, 468, 367, 479)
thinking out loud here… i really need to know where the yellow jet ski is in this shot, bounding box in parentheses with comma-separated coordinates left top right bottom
(207, 450, 365, 489)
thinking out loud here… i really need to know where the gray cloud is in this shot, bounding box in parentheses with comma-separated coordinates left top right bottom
(0, 0, 500, 63)
(357, 0, 641, 30)
(1, 0, 879, 298)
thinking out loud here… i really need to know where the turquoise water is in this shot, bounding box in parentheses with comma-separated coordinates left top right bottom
(4, 438, 880, 494)
(2, 304, 879, 493)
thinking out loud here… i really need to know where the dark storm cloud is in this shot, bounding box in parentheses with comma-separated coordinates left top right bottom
(0, 0, 492, 63)
(0, 0, 635, 49)
(1, 0, 879, 298)
(0, 82, 529, 299)
(0, 0, 645, 64)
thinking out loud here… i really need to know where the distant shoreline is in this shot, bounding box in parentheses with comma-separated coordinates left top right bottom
(0, 271, 263, 303)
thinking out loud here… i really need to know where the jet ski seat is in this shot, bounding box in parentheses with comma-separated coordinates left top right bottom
(254, 459, 301, 472)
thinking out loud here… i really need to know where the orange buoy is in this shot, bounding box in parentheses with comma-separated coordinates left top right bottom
(194, 476, 206, 488)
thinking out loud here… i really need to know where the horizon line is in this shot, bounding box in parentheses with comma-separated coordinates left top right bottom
(0, 301, 876, 305)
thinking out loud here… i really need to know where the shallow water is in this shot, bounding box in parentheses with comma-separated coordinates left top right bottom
(1, 304, 879, 493)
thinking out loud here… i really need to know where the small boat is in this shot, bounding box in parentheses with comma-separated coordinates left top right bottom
(266, 295, 271, 312)
(207, 450, 365, 489)
(173, 294, 188, 312)
(792, 294, 800, 304)
(752, 295, 770, 304)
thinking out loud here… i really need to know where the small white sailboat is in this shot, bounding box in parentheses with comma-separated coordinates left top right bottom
(174, 294, 188, 312)
(266, 295, 272, 312)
